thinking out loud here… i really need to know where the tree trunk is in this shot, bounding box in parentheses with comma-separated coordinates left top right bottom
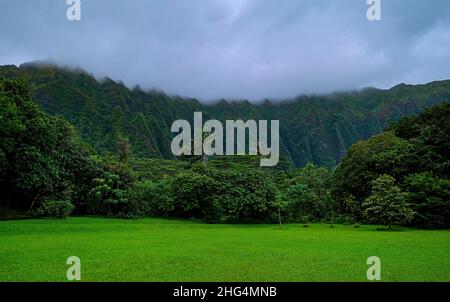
(29, 191, 44, 212)
(278, 208, 282, 229)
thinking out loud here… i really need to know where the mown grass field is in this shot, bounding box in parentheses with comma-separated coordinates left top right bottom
(0, 217, 449, 281)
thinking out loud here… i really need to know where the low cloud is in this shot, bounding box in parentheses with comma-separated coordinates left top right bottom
(0, 0, 449, 101)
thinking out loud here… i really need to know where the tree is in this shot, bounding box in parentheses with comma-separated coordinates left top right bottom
(0, 77, 96, 211)
(283, 183, 314, 223)
(87, 171, 129, 216)
(332, 131, 413, 206)
(279, 163, 333, 222)
(116, 137, 131, 164)
(339, 193, 361, 223)
(273, 192, 289, 228)
(362, 175, 414, 229)
(389, 102, 450, 178)
(403, 173, 450, 228)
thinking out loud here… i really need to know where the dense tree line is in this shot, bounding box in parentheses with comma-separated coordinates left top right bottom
(0, 77, 132, 218)
(0, 77, 95, 213)
(1, 77, 449, 229)
(333, 103, 450, 228)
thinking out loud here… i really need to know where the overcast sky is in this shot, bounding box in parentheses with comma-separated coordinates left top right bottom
(1, 0, 449, 101)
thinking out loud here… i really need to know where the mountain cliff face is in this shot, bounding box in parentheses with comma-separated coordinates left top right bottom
(1, 62, 449, 167)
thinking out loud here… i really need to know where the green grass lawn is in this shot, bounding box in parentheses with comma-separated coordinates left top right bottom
(0, 217, 449, 281)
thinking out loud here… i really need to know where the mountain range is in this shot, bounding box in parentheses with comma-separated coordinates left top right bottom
(1, 62, 449, 167)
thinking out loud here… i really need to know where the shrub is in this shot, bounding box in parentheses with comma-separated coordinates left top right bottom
(170, 169, 215, 219)
(87, 171, 129, 216)
(170, 165, 278, 223)
(128, 180, 174, 217)
(36, 198, 74, 218)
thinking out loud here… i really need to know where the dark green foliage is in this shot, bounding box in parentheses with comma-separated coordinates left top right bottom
(116, 137, 131, 164)
(0, 77, 96, 212)
(280, 184, 316, 223)
(276, 163, 333, 223)
(362, 175, 414, 229)
(82, 160, 281, 222)
(170, 169, 216, 219)
(403, 173, 450, 228)
(334, 102, 450, 228)
(128, 180, 174, 217)
(332, 132, 413, 202)
(389, 102, 450, 178)
(86, 161, 134, 217)
(170, 165, 278, 223)
(35, 198, 74, 218)
(130, 158, 189, 181)
(337, 194, 361, 223)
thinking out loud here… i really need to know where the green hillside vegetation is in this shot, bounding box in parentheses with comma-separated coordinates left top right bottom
(1, 62, 449, 167)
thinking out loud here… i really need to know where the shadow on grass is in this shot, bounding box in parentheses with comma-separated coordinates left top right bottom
(0, 208, 35, 221)
(374, 226, 409, 232)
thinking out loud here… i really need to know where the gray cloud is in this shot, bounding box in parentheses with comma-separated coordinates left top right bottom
(0, 0, 449, 101)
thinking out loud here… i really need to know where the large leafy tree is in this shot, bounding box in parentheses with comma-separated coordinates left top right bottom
(279, 163, 333, 222)
(388, 102, 450, 178)
(362, 175, 414, 229)
(403, 173, 450, 228)
(332, 131, 413, 203)
(0, 77, 95, 211)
